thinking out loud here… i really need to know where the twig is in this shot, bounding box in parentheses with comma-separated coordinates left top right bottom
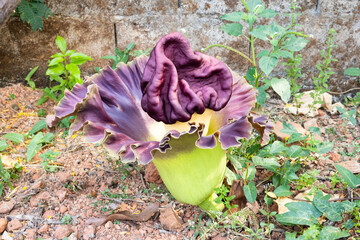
(99, 196, 144, 204)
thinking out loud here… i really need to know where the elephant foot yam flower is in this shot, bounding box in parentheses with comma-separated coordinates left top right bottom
(46, 32, 273, 217)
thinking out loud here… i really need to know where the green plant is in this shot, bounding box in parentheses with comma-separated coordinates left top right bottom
(0, 156, 23, 198)
(214, 185, 237, 216)
(309, 28, 338, 113)
(344, 67, 360, 77)
(95, 42, 135, 72)
(40, 150, 60, 172)
(25, 66, 39, 90)
(202, 0, 309, 106)
(337, 106, 357, 126)
(296, 169, 324, 193)
(15, 0, 51, 31)
(9, 94, 16, 100)
(61, 214, 72, 224)
(259, 190, 276, 238)
(37, 109, 46, 117)
(39, 35, 92, 105)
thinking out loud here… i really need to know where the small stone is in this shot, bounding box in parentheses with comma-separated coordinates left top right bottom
(83, 225, 96, 240)
(38, 224, 49, 234)
(25, 228, 36, 240)
(144, 162, 162, 184)
(304, 118, 318, 130)
(56, 171, 71, 183)
(53, 225, 72, 240)
(29, 196, 40, 207)
(43, 210, 56, 219)
(105, 221, 114, 229)
(31, 172, 41, 181)
(124, 188, 133, 195)
(159, 207, 183, 231)
(318, 109, 326, 117)
(56, 189, 67, 203)
(7, 218, 22, 232)
(1, 231, 12, 240)
(60, 205, 68, 214)
(329, 152, 341, 162)
(68, 233, 78, 240)
(0, 218, 8, 234)
(0, 201, 14, 214)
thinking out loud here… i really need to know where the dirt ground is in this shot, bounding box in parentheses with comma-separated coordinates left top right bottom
(0, 84, 359, 240)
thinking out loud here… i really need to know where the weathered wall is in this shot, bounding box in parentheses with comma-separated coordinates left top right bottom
(0, 0, 359, 93)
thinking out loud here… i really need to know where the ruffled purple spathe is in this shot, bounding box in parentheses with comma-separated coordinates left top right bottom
(46, 32, 273, 165)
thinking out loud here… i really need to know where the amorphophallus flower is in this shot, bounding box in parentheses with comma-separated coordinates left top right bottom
(47, 32, 272, 217)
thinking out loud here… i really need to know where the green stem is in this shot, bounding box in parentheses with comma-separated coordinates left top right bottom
(201, 44, 254, 65)
(198, 192, 224, 219)
(278, 32, 309, 45)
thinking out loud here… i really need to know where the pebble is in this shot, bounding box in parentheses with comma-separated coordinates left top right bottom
(105, 221, 114, 229)
(53, 225, 73, 239)
(83, 225, 96, 240)
(7, 219, 22, 232)
(43, 210, 56, 219)
(60, 205, 68, 214)
(0, 201, 15, 214)
(56, 189, 67, 203)
(25, 228, 36, 240)
(38, 224, 50, 234)
(1, 231, 13, 240)
(0, 218, 8, 234)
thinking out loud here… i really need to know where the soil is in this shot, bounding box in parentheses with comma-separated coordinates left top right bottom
(0, 84, 359, 240)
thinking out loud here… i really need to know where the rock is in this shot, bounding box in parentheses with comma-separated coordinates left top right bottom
(83, 225, 96, 240)
(29, 196, 40, 207)
(304, 118, 319, 130)
(53, 225, 73, 240)
(67, 233, 78, 240)
(124, 188, 133, 195)
(56, 189, 67, 203)
(56, 171, 72, 183)
(43, 210, 56, 219)
(0, 218, 8, 234)
(1, 231, 13, 240)
(144, 162, 162, 184)
(159, 207, 183, 231)
(7, 219, 22, 232)
(25, 228, 36, 240)
(38, 224, 49, 234)
(60, 205, 68, 214)
(329, 152, 341, 162)
(273, 121, 307, 142)
(0, 201, 14, 214)
(31, 172, 41, 181)
(104, 221, 113, 229)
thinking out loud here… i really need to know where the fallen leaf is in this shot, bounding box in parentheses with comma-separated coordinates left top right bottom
(336, 161, 360, 174)
(228, 180, 247, 214)
(159, 207, 183, 230)
(85, 203, 159, 226)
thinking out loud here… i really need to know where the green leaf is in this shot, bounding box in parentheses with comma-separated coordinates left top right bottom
(269, 141, 286, 155)
(27, 132, 44, 161)
(273, 50, 293, 59)
(46, 64, 65, 76)
(271, 78, 291, 103)
(242, 165, 256, 181)
(101, 55, 117, 61)
(318, 226, 350, 240)
(276, 202, 320, 226)
(285, 202, 322, 218)
(313, 191, 343, 222)
(220, 23, 243, 37)
(256, 85, 267, 107)
(66, 63, 81, 82)
(256, 50, 269, 57)
(243, 181, 257, 203)
(225, 167, 237, 185)
(250, 25, 269, 41)
(43, 132, 55, 143)
(48, 57, 64, 67)
(0, 140, 8, 151)
(55, 35, 67, 53)
(25, 66, 39, 90)
(286, 145, 303, 158)
(252, 156, 280, 172)
(125, 42, 135, 53)
(280, 122, 299, 135)
(274, 185, 293, 197)
(335, 164, 360, 189)
(314, 141, 334, 154)
(70, 52, 92, 65)
(282, 36, 309, 52)
(245, 67, 256, 86)
(28, 120, 47, 135)
(259, 56, 278, 76)
(3, 133, 24, 144)
(344, 67, 360, 76)
(247, 0, 262, 13)
(258, 9, 277, 18)
(220, 12, 245, 22)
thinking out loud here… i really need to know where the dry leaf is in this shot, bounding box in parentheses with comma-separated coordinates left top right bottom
(85, 203, 159, 226)
(228, 180, 247, 214)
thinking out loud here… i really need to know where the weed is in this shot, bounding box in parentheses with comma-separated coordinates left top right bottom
(38, 36, 92, 105)
(9, 94, 16, 100)
(0, 156, 23, 198)
(37, 109, 46, 117)
(15, 0, 51, 31)
(214, 185, 237, 216)
(40, 150, 60, 172)
(61, 214, 72, 224)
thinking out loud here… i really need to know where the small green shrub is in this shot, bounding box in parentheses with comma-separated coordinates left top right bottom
(15, 0, 51, 31)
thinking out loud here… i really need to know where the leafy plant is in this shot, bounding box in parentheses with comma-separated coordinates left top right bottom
(15, 0, 51, 31)
(202, 0, 309, 106)
(61, 214, 73, 224)
(336, 106, 357, 126)
(0, 156, 23, 198)
(344, 67, 360, 77)
(95, 42, 135, 72)
(309, 28, 338, 113)
(214, 185, 237, 216)
(25, 66, 39, 90)
(39, 35, 92, 105)
(40, 150, 60, 172)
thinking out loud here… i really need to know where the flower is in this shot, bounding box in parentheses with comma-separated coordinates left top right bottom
(47, 32, 272, 216)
